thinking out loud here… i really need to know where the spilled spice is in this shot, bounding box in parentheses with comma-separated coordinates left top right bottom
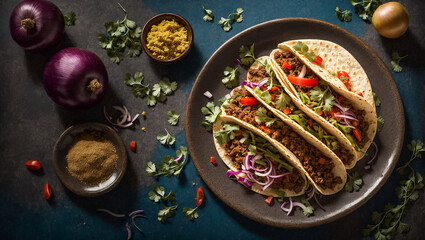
(66, 130, 118, 185)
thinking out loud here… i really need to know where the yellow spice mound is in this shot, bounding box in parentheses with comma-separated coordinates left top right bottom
(146, 19, 189, 60)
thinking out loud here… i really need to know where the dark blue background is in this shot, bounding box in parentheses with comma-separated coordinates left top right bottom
(0, 0, 423, 239)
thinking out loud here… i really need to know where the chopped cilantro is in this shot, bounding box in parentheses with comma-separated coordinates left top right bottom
(254, 107, 277, 127)
(239, 44, 256, 66)
(254, 87, 272, 104)
(373, 92, 381, 107)
(257, 58, 275, 79)
(202, 6, 214, 22)
(377, 115, 384, 132)
(64, 11, 76, 26)
(301, 198, 315, 217)
(201, 102, 222, 131)
(328, 71, 336, 76)
(363, 140, 424, 239)
(309, 83, 335, 111)
(157, 129, 175, 146)
(218, 8, 244, 31)
(293, 41, 317, 62)
(214, 123, 240, 144)
(345, 171, 363, 192)
(183, 206, 199, 221)
(98, 3, 142, 63)
(149, 185, 177, 203)
(146, 146, 188, 178)
(274, 93, 293, 111)
(167, 110, 180, 126)
(222, 66, 239, 88)
(349, 0, 382, 20)
(391, 51, 408, 72)
(335, 7, 352, 22)
(158, 205, 178, 223)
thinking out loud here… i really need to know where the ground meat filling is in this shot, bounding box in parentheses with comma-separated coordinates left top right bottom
(274, 50, 370, 151)
(221, 135, 305, 193)
(248, 66, 267, 83)
(225, 88, 343, 190)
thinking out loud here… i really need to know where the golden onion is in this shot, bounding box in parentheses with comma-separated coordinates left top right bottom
(372, 2, 409, 39)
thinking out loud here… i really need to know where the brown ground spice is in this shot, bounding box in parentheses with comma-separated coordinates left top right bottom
(66, 131, 118, 185)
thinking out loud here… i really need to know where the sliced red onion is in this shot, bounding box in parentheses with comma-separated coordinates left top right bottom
(334, 114, 358, 122)
(269, 172, 291, 179)
(241, 80, 254, 88)
(226, 170, 242, 177)
(104, 105, 139, 128)
(237, 176, 253, 189)
(292, 201, 308, 212)
(129, 210, 145, 217)
(313, 194, 325, 211)
(261, 176, 274, 191)
(281, 202, 290, 212)
(97, 208, 125, 218)
(236, 58, 242, 65)
(257, 78, 269, 88)
(244, 155, 251, 171)
(126, 222, 132, 240)
(298, 65, 307, 78)
(113, 105, 128, 125)
(203, 91, 213, 98)
(254, 158, 273, 177)
(342, 118, 355, 129)
(333, 102, 350, 112)
(174, 153, 183, 164)
(131, 113, 140, 122)
(281, 197, 293, 216)
(131, 214, 145, 233)
(225, 93, 231, 99)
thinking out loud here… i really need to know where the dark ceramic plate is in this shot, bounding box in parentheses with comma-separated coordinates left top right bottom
(185, 18, 404, 228)
(53, 122, 127, 197)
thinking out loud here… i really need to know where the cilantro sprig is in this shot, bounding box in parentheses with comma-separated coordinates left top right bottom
(146, 146, 188, 178)
(391, 51, 408, 73)
(167, 110, 180, 126)
(222, 66, 239, 89)
(64, 11, 76, 26)
(335, 7, 352, 22)
(218, 8, 244, 32)
(149, 185, 177, 203)
(239, 44, 256, 66)
(363, 140, 425, 239)
(183, 206, 199, 221)
(349, 0, 382, 21)
(158, 205, 178, 223)
(201, 102, 222, 131)
(98, 3, 142, 63)
(254, 107, 277, 127)
(309, 83, 335, 112)
(344, 171, 363, 192)
(202, 6, 214, 22)
(157, 129, 176, 146)
(293, 41, 317, 62)
(214, 123, 240, 144)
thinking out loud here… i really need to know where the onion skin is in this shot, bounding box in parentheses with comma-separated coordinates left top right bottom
(372, 2, 409, 39)
(43, 48, 109, 109)
(9, 0, 65, 52)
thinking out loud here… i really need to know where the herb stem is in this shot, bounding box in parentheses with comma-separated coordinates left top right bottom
(118, 3, 127, 13)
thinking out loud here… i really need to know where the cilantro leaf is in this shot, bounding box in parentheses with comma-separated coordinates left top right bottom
(146, 95, 157, 106)
(183, 206, 199, 220)
(152, 84, 162, 97)
(218, 8, 244, 32)
(146, 146, 188, 178)
(301, 198, 315, 217)
(373, 92, 381, 107)
(391, 51, 408, 72)
(377, 115, 385, 132)
(239, 44, 256, 66)
(202, 6, 214, 22)
(255, 107, 277, 127)
(146, 161, 156, 174)
(159, 77, 178, 95)
(158, 205, 178, 223)
(222, 66, 239, 88)
(167, 110, 180, 126)
(64, 11, 76, 26)
(292, 41, 317, 62)
(336, 7, 352, 22)
(149, 185, 176, 203)
(157, 129, 175, 146)
(345, 171, 363, 192)
(214, 123, 240, 144)
(201, 102, 222, 131)
(349, 0, 382, 21)
(275, 92, 292, 111)
(309, 84, 335, 111)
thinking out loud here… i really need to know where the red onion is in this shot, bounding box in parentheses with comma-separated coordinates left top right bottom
(298, 65, 307, 78)
(43, 48, 109, 109)
(9, 0, 65, 52)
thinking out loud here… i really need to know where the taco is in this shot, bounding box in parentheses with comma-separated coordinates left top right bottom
(219, 86, 347, 195)
(243, 56, 357, 169)
(269, 41, 377, 160)
(213, 119, 307, 197)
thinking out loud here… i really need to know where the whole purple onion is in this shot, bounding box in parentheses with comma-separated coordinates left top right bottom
(9, 0, 65, 52)
(43, 48, 109, 109)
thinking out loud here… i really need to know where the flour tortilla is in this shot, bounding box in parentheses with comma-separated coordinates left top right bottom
(217, 88, 347, 195)
(247, 57, 357, 169)
(213, 118, 307, 197)
(269, 41, 377, 160)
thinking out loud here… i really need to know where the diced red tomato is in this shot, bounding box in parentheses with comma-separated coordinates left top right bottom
(240, 97, 258, 105)
(265, 196, 273, 205)
(283, 62, 291, 69)
(317, 111, 323, 116)
(196, 187, 205, 207)
(352, 120, 359, 127)
(261, 85, 267, 91)
(25, 160, 42, 171)
(338, 95, 344, 103)
(283, 107, 291, 115)
(353, 128, 362, 142)
(210, 156, 216, 164)
(130, 141, 136, 152)
(313, 55, 323, 65)
(337, 71, 351, 91)
(269, 86, 279, 92)
(357, 92, 364, 97)
(287, 75, 319, 87)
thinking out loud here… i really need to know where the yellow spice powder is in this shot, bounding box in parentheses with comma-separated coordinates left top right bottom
(146, 19, 189, 59)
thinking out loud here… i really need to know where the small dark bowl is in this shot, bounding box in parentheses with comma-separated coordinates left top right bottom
(52, 122, 127, 197)
(141, 13, 194, 63)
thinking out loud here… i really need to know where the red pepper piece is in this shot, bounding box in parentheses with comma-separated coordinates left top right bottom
(269, 86, 279, 92)
(282, 62, 291, 69)
(283, 107, 291, 115)
(287, 75, 319, 87)
(265, 196, 273, 205)
(353, 128, 362, 142)
(196, 187, 204, 207)
(240, 97, 258, 105)
(337, 71, 351, 91)
(338, 95, 344, 103)
(130, 141, 136, 152)
(357, 92, 364, 97)
(44, 183, 52, 200)
(210, 156, 216, 164)
(313, 55, 323, 65)
(25, 160, 42, 171)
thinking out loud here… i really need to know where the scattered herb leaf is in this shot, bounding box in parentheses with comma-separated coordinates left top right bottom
(301, 198, 315, 217)
(345, 171, 363, 192)
(202, 6, 214, 22)
(239, 44, 256, 66)
(158, 205, 178, 223)
(167, 110, 180, 126)
(377, 115, 385, 132)
(391, 51, 408, 72)
(183, 206, 199, 220)
(293, 41, 317, 62)
(349, 0, 383, 20)
(64, 11, 76, 26)
(222, 66, 239, 88)
(146, 146, 188, 178)
(373, 92, 381, 107)
(218, 8, 244, 32)
(335, 7, 352, 22)
(157, 129, 175, 146)
(201, 102, 222, 131)
(149, 185, 177, 203)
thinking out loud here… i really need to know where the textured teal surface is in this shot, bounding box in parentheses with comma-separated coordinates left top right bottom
(0, 0, 424, 239)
